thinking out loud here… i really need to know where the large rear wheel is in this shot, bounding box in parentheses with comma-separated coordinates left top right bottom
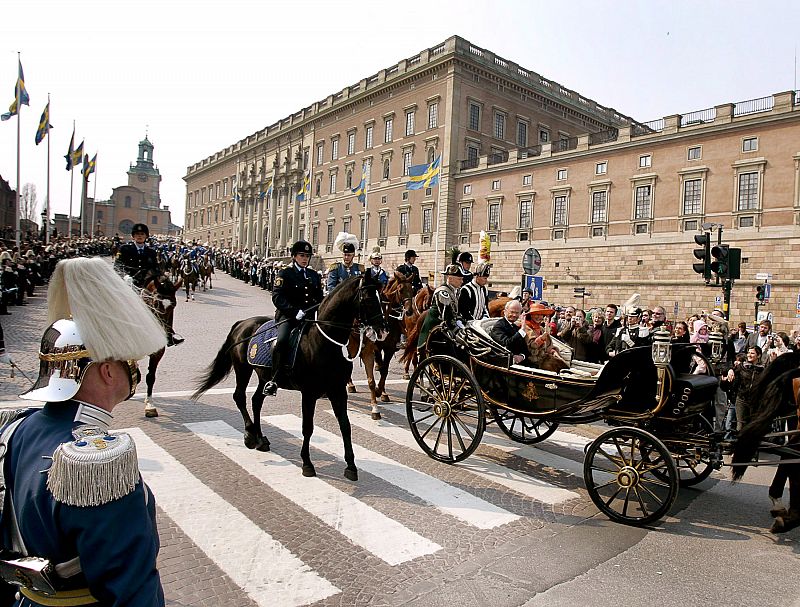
(406, 355, 485, 463)
(584, 427, 678, 526)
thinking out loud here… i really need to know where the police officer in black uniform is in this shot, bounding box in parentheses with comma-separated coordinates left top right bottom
(263, 241, 324, 396)
(396, 249, 423, 294)
(114, 223, 159, 288)
(457, 251, 474, 285)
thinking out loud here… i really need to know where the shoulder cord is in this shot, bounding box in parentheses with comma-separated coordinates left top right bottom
(314, 312, 365, 361)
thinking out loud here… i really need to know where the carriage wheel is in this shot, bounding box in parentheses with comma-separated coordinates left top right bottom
(406, 355, 485, 463)
(489, 405, 559, 444)
(583, 427, 678, 526)
(650, 415, 717, 488)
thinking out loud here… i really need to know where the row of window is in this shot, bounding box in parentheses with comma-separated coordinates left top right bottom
(468, 100, 561, 148)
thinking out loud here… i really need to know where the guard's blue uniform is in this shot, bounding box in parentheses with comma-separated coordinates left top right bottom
(367, 266, 389, 288)
(1, 401, 164, 607)
(326, 262, 363, 293)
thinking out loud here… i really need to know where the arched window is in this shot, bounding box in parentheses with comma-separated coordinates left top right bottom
(124, 195, 132, 208)
(383, 159, 390, 180)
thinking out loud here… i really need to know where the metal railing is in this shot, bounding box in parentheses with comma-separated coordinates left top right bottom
(733, 95, 774, 117)
(460, 158, 479, 170)
(487, 151, 509, 166)
(519, 146, 541, 158)
(631, 119, 665, 137)
(680, 107, 716, 126)
(551, 137, 578, 153)
(589, 129, 618, 145)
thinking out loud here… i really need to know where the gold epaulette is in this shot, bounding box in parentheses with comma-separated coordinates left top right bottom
(329, 262, 339, 271)
(47, 429, 140, 507)
(357, 264, 365, 273)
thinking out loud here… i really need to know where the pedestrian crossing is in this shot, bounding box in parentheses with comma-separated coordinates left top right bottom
(126, 407, 595, 607)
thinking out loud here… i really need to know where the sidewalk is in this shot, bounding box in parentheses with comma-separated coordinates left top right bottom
(0, 289, 48, 401)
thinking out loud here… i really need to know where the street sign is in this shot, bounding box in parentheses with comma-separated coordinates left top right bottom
(673, 301, 679, 317)
(714, 295, 722, 307)
(764, 283, 772, 302)
(523, 274, 544, 301)
(522, 248, 542, 275)
(755, 273, 773, 280)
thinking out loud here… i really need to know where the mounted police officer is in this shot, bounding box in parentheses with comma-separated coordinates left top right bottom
(366, 246, 389, 288)
(263, 240, 324, 396)
(326, 233, 363, 293)
(114, 223, 159, 288)
(457, 251, 474, 285)
(396, 249, 423, 294)
(458, 261, 490, 320)
(0, 257, 167, 606)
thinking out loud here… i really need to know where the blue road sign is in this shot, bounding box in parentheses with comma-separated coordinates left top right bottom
(523, 274, 544, 301)
(764, 283, 772, 302)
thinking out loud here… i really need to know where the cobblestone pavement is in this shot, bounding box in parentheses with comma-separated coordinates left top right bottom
(2, 264, 800, 607)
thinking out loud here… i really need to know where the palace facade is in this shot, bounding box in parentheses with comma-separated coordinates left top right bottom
(183, 35, 800, 329)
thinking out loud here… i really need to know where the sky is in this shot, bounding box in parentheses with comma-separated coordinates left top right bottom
(2, 0, 799, 230)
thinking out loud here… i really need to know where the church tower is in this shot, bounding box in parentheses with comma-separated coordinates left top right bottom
(127, 135, 162, 208)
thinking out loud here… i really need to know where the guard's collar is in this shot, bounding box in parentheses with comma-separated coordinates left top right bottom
(73, 401, 113, 431)
(293, 262, 306, 272)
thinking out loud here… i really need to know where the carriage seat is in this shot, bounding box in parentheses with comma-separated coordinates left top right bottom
(671, 372, 719, 412)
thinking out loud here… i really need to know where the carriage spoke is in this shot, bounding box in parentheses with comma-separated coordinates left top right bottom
(602, 485, 624, 507)
(596, 448, 626, 469)
(446, 418, 454, 461)
(419, 415, 444, 442)
(410, 408, 436, 424)
(632, 486, 652, 517)
(612, 437, 631, 466)
(638, 476, 672, 490)
(450, 417, 469, 453)
(432, 420, 447, 456)
(621, 488, 631, 517)
(592, 478, 621, 491)
(451, 413, 477, 441)
(446, 366, 456, 402)
(589, 465, 623, 476)
(638, 478, 670, 499)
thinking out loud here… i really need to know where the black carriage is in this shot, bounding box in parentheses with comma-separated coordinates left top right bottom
(405, 318, 724, 526)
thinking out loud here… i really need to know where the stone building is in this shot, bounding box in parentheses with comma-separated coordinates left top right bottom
(83, 137, 174, 237)
(183, 35, 800, 329)
(0, 176, 16, 241)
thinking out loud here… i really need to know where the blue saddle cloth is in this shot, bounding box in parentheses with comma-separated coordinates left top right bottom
(246, 320, 279, 368)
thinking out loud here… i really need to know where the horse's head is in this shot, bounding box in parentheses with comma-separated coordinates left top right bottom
(359, 271, 389, 342)
(387, 272, 415, 317)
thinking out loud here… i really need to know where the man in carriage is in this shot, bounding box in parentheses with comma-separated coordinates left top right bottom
(416, 263, 466, 351)
(114, 223, 159, 288)
(458, 261, 491, 321)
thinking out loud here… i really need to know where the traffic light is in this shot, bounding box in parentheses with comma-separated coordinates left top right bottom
(693, 233, 711, 280)
(755, 284, 767, 303)
(710, 244, 729, 279)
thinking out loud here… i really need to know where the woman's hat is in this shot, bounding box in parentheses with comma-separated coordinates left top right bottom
(528, 302, 556, 317)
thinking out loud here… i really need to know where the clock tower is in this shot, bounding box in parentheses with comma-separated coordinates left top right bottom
(127, 136, 162, 209)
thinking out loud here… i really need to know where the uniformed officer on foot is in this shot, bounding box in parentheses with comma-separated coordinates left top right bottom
(114, 223, 159, 288)
(326, 233, 363, 293)
(0, 257, 167, 606)
(263, 240, 324, 396)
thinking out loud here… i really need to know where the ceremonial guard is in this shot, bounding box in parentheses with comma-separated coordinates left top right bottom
(416, 263, 465, 350)
(114, 223, 158, 287)
(458, 261, 491, 320)
(366, 247, 389, 288)
(263, 240, 324, 396)
(396, 249, 423, 294)
(326, 233, 363, 293)
(607, 306, 647, 357)
(0, 257, 167, 606)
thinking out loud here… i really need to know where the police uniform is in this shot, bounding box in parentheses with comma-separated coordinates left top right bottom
(326, 261, 363, 292)
(115, 242, 158, 288)
(396, 250, 422, 294)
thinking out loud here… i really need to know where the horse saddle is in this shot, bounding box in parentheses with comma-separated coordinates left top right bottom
(246, 320, 307, 369)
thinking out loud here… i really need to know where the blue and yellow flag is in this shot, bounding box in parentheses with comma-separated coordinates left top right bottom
(296, 171, 310, 202)
(65, 131, 76, 170)
(265, 182, 273, 200)
(351, 163, 368, 204)
(1, 58, 30, 121)
(35, 101, 52, 145)
(83, 153, 97, 179)
(72, 140, 84, 167)
(406, 155, 441, 190)
(233, 182, 240, 203)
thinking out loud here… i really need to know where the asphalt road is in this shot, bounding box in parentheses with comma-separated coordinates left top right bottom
(1, 263, 799, 607)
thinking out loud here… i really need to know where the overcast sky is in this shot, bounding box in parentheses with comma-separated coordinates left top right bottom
(2, 0, 799, 230)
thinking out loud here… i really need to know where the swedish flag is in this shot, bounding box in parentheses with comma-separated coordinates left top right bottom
(35, 101, 52, 145)
(296, 171, 310, 202)
(72, 140, 84, 167)
(405, 155, 441, 190)
(1, 58, 30, 122)
(65, 131, 76, 170)
(351, 163, 368, 204)
(83, 153, 97, 179)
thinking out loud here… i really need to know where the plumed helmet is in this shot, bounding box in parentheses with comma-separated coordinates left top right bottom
(626, 306, 642, 317)
(404, 249, 418, 261)
(369, 246, 383, 260)
(458, 251, 473, 264)
(333, 232, 359, 254)
(472, 262, 491, 277)
(291, 240, 313, 256)
(441, 263, 463, 277)
(342, 242, 356, 254)
(131, 223, 149, 236)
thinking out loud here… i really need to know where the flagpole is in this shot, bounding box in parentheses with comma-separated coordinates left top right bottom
(79, 152, 86, 237)
(68, 121, 75, 240)
(433, 158, 443, 284)
(45, 94, 50, 245)
(14, 53, 21, 248)
(91, 154, 98, 237)
(363, 162, 370, 257)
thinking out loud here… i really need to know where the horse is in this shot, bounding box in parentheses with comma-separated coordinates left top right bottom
(170, 255, 181, 282)
(199, 256, 214, 291)
(140, 272, 182, 418)
(360, 272, 414, 419)
(399, 285, 435, 379)
(191, 273, 388, 480)
(180, 258, 199, 301)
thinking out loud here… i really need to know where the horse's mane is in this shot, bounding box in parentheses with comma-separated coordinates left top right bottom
(732, 349, 800, 480)
(318, 275, 363, 319)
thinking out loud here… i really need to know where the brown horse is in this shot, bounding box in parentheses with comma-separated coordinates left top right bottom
(141, 273, 182, 417)
(180, 258, 199, 301)
(360, 272, 414, 419)
(199, 255, 214, 291)
(399, 285, 435, 379)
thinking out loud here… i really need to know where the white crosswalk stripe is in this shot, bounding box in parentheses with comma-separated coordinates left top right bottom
(185, 420, 442, 565)
(265, 413, 520, 529)
(126, 427, 341, 607)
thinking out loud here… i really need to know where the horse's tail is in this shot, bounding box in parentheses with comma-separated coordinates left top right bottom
(191, 322, 239, 400)
(731, 350, 800, 481)
(400, 311, 425, 364)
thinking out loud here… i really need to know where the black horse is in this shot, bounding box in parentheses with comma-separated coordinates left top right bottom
(192, 273, 388, 480)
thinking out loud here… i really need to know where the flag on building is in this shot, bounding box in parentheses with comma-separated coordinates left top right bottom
(405, 155, 441, 190)
(296, 171, 310, 202)
(265, 182, 273, 200)
(1, 58, 30, 121)
(83, 153, 97, 179)
(35, 101, 52, 145)
(233, 182, 240, 203)
(351, 163, 368, 204)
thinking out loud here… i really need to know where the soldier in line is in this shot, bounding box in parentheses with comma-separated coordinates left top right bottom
(396, 249, 423, 294)
(263, 241, 324, 396)
(0, 257, 167, 606)
(114, 223, 159, 288)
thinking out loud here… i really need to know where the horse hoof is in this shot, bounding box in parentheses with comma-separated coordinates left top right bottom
(380, 394, 391, 403)
(344, 467, 358, 481)
(371, 412, 381, 420)
(347, 384, 357, 393)
(302, 464, 317, 477)
(402, 373, 410, 380)
(144, 407, 159, 418)
(256, 437, 271, 452)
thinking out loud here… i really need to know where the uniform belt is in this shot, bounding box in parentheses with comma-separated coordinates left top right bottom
(19, 586, 98, 606)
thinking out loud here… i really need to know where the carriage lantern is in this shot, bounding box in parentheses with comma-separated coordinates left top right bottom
(651, 327, 672, 368)
(708, 330, 725, 363)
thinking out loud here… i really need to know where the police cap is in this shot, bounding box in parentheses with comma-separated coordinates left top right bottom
(291, 240, 313, 256)
(458, 251, 473, 263)
(405, 249, 418, 261)
(131, 223, 149, 236)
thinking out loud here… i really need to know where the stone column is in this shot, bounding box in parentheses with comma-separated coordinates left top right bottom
(267, 189, 277, 255)
(279, 188, 289, 251)
(291, 183, 301, 242)
(246, 198, 254, 251)
(237, 201, 245, 251)
(255, 193, 265, 255)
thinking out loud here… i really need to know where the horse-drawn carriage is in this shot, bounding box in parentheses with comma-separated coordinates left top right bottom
(405, 319, 732, 526)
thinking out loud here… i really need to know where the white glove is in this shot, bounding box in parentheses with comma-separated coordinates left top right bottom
(296, 310, 306, 320)
(0, 352, 11, 365)
(455, 320, 465, 330)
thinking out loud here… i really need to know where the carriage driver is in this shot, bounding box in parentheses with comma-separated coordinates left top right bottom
(263, 240, 324, 396)
(0, 257, 167, 606)
(114, 223, 158, 288)
(416, 263, 465, 351)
